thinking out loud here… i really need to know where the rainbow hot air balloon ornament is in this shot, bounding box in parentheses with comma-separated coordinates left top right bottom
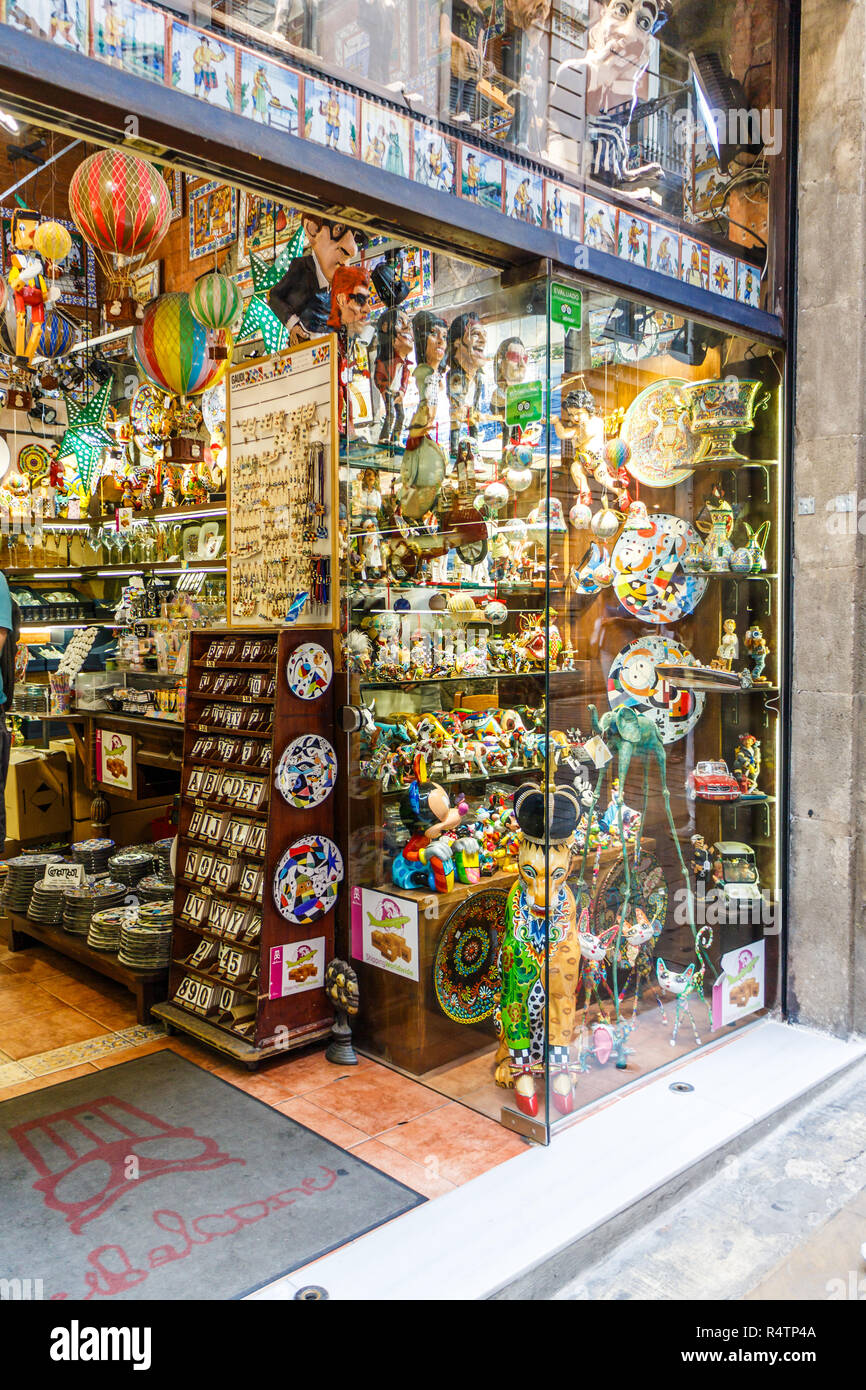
(189, 272, 242, 361)
(133, 292, 231, 400)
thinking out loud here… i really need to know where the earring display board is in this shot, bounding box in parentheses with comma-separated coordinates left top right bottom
(227, 336, 338, 629)
(152, 627, 340, 1066)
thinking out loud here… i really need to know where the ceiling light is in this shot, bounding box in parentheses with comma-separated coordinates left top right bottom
(0, 107, 19, 135)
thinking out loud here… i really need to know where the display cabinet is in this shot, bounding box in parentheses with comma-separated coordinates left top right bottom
(154, 626, 340, 1066)
(336, 255, 785, 1138)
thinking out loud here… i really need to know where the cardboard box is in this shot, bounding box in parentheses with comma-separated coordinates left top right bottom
(5, 749, 71, 840)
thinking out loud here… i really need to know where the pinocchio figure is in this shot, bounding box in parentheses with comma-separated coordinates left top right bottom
(7, 208, 50, 367)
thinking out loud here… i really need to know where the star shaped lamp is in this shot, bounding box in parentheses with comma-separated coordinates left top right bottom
(235, 223, 305, 355)
(57, 377, 115, 495)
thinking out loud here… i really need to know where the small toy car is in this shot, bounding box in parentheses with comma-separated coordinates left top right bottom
(711, 841, 763, 917)
(686, 759, 740, 801)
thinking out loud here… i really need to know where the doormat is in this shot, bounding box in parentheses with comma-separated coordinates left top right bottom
(0, 1051, 424, 1300)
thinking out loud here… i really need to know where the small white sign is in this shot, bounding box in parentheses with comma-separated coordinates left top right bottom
(712, 939, 766, 1028)
(269, 937, 326, 998)
(42, 862, 86, 889)
(351, 886, 419, 982)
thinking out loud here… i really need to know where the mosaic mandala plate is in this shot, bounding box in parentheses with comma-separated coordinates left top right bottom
(273, 835, 344, 926)
(274, 734, 337, 809)
(607, 634, 705, 744)
(621, 377, 703, 488)
(286, 642, 333, 700)
(611, 512, 707, 623)
(433, 888, 508, 1024)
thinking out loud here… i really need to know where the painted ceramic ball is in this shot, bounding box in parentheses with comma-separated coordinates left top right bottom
(507, 440, 534, 469)
(569, 499, 593, 530)
(729, 546, 752, 575)
(505, 465, 533, 494)
(593, 553, 614, 586)
(483, 599, 508, 625)
(483, 480, 510, 510)
(604, 438, 631, 472)
(591, 506, 621, 540)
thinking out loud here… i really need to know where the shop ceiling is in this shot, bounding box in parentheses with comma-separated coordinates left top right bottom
(0, 25, 783, 346)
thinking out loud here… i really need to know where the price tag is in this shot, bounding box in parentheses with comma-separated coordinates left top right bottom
(42, 862, 86, 889)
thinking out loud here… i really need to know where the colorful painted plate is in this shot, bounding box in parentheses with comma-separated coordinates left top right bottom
(607, 634, 705, 744)
(16, 441, 51, 483)
(593, 852, 668, 945)
(433, 889, 508, 1024)
(611, 512, 707, 623)
(621, 378, 703, 488)
(273, 835, 344, 926)
(274, 734, 338, 809)
(286, 642, 333, 700)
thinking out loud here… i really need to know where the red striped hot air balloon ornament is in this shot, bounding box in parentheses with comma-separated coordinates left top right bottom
(68, 148, 172, 325)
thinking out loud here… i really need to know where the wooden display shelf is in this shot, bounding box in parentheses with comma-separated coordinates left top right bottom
(168, 626, 338, 1062)
(1, 911, 166, 1023)
(152, 1000, 331, 1069)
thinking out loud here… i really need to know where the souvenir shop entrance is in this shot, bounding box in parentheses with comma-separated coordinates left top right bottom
(0, 81, 787, 1146)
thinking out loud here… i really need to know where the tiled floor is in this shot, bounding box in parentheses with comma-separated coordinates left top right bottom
(0, 938, 526, 1203)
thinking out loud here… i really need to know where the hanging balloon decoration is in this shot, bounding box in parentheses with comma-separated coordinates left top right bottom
(33, 220, 73, 267)
(68, 148, 172, 325)
(133, 292, 230, 399)
(189, 272, 242, 361)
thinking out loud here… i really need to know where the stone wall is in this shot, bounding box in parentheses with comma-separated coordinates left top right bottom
(790, 0, 866, 1034)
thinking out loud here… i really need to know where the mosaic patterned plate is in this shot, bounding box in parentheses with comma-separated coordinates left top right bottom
(286, 642, 333, 700)
(17, 442, 53, 483)
(611, 512, 707, 623)
(433, 888, 508, 1024)
(621, 377, 703, 488)
(607, 634, 705, 744)
(274, 734, 337, 809)
(273, 835, 344, 926)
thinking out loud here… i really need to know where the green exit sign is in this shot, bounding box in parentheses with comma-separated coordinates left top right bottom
(550, 282, 582, 328)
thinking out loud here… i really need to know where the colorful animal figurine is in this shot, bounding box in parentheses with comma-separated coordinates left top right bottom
(494, 779, 584, 1118)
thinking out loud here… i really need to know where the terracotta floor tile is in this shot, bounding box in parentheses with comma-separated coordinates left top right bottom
(91, 1039, 174, 1068)
(306, 1066, 448, 1134)
(274, 1096, 369, 1148)
(257, 1047, 375, 1096)
(376, 1102, 527, 1183)
(217, 1064, 300, 1104)
(349, 1137, 457, 1198)
(0, 1062, 97, 1101)
(0, 1005, 110, 1060)
(0, 979, 66, 1024)
(36, 979, 138, 1029)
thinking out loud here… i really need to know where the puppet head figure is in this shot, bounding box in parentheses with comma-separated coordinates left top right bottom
(328, 265, 372, 331)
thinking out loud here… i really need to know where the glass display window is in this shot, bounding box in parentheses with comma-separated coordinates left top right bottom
(339, 249, 784, 1139)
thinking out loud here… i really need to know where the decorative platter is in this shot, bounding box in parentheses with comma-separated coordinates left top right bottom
(611, 512, 707, 623)
(286, 642, 333, 700)
(273, 835, 344, 926)
(621, 377, 703, 488)
(607, 634, 705, 743)
(274, 734, 338, 809)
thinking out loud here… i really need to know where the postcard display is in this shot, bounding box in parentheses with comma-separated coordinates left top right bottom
(227, 337, 338, 629)
(159, 622, 339, 1060)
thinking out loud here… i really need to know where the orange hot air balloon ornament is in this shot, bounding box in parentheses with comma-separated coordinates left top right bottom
(68, 148, 172, 326)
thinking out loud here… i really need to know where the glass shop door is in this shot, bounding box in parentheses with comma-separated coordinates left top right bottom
(337, 250, 558, 1140)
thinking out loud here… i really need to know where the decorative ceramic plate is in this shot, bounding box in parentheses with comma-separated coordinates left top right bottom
(273, 836, 344, 926)
(593, 852, 668, 945)
(286, 642, 333, 700)
(433, 889, 508, 1024)
(611, 513, 707, 623)
(607, 634, 705, 744)
(621, 378, 703, 488)
(131, 383, 168, 447)
(16, 441, 51, 483)
(274, 734, 338, 809)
